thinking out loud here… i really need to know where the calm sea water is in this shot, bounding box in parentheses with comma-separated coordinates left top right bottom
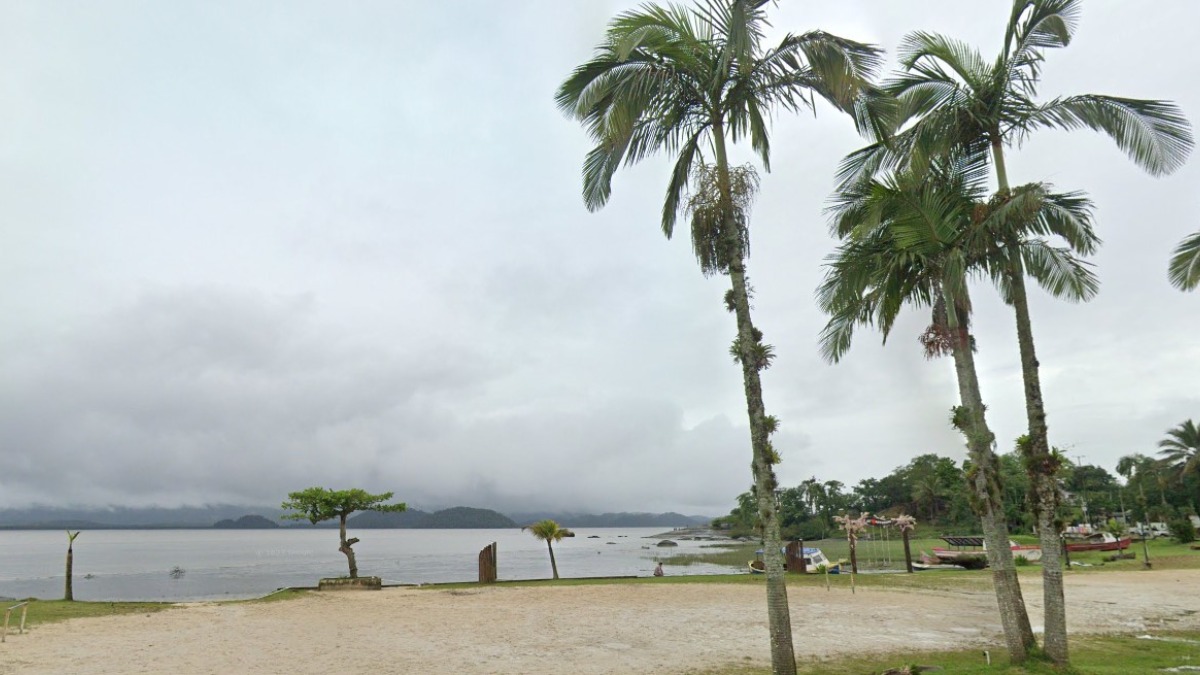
(0, 528, 738, 602)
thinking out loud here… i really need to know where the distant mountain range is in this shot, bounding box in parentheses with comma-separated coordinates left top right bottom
(507, 511, 709, 528)
(0, 505, 712, 529)
(350, 507, 516, 529)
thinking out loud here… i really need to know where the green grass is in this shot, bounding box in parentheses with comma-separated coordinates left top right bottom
(1061, 539, 1200, 572)
(8, 588, 311, 629)
(660, 537, 967, 572)
(233, 588, 311, 603)
(419, 567, 996, 595)
(660, 536, 1200, 574)
(685, 632, 1200, 675)
(9, 599, 175, 628)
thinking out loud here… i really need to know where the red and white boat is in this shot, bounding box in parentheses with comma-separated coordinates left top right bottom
(932, 536, 1043, 565)
(1064, 532, 1131, 552)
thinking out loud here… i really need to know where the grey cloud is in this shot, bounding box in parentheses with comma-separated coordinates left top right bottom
(2, 1, 1198, 516)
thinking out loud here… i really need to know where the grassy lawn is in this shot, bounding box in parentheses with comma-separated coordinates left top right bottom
(6, 588, 312, 630)
(685, 632, 1200, 674)
(7, 598, 175, 629)
(1058, 538, 1200, 572)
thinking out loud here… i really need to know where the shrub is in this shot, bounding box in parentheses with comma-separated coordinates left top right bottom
(954, 554, 988, 570)
(1169, 518, 1196, 544)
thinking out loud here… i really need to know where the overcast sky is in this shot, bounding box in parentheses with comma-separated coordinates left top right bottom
(2, 1, 1197, 516)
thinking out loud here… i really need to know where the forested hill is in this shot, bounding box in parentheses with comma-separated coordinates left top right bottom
(213, 515, 279, 529)
(350, 507, 517, 529)
(507, 511, 709, 528)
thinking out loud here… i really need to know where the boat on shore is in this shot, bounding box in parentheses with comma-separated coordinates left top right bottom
(1064, 532, 1131, 552)
(931, 536, 1042, 566)
(749, 547, 840, 574)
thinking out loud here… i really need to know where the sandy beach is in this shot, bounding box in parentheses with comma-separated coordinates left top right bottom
(3, 571, 1198, 674)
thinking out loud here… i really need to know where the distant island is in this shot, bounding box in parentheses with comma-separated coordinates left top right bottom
(0, 505, 712, 530)
(213, 515, 279, 529)
(351, 506, 517, 529)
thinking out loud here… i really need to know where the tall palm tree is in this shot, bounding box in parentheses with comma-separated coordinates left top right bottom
(524, 519, 569, 580)
(557, 3, 882, 671)
(819, 154, 1097, 664)
(836, 1, 1193, 664)
(1158, 420, 1200, 482)
(1170, 233, 1200, 291)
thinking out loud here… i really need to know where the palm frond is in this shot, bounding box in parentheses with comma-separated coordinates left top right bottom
(662, 129, 708, 237)
(1019, 239, 1099, 301)
(1028, 95, 1194, 176)
(978, 183, 1098, 255)
(897, 31, 991, 92)
(1168, 231, 1200, 291)
(1004, 0, 1079, 71)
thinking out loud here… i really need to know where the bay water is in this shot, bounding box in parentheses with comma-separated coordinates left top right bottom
(0, 528, 738, 601)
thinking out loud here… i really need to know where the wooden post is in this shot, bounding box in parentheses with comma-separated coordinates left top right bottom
(65, 530, 80, 601)
(478, 542, 498, 583)
(785, 540, 807, 574)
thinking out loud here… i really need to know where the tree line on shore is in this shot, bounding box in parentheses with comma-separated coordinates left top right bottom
(713, 430, 1200, 544)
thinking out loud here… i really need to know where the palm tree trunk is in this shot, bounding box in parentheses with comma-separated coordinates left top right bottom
(1004, 255, 1069, 664)
(902, 530, 913, 574)
(714, 123, 795, 675)
(64, 539, 75, 601)
(547, 541, 559, 580)
(942, 286, 1035, 662)
(994, 139, 1068, 664)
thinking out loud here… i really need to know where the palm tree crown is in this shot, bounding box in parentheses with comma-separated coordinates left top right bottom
(839, 0, 1193, 190)
(1158, 419, 1200, 478)
(818, 153, 1097, 362)
(556, 0, 884, 246)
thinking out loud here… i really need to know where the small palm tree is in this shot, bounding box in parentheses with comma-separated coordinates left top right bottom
(524, 520, 569, 580)
(1169, 232, 1200, 291)
(1158, 420, 1200, 482)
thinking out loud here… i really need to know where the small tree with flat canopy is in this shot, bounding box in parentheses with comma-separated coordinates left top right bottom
(281, 488, 406, 579)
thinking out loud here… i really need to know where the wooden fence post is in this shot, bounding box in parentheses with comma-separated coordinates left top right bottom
(478, 542, 498, 583)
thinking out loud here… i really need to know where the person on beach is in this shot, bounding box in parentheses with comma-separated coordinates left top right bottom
(653, 562, 664, 577)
